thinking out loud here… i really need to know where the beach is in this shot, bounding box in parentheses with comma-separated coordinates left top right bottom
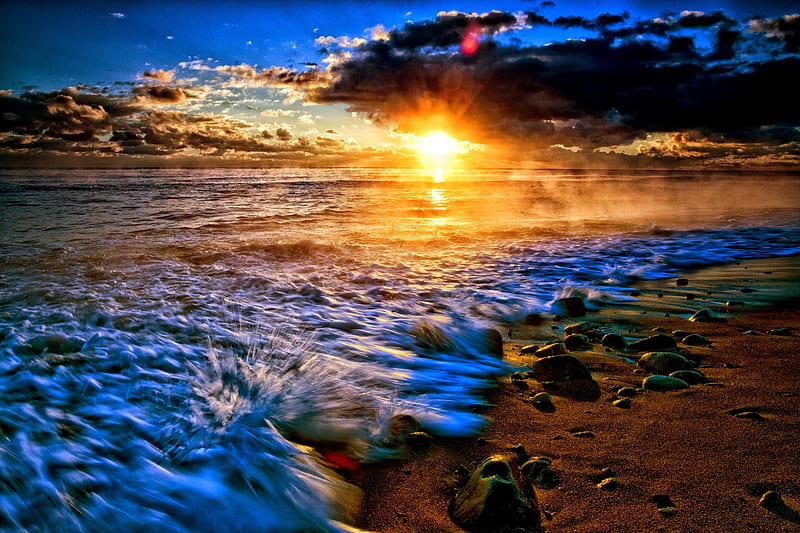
(354, 255, 800, 532)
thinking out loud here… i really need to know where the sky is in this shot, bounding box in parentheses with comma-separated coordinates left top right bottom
(1, 0, 798, 169)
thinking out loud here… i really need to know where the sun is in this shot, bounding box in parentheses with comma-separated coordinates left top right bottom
(416, 131, 459, 160)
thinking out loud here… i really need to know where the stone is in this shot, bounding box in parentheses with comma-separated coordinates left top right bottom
(672, 329, 690, 339)
(520, 344, 539, 355)
(406, 431, 432, 451)
(597, 477, 618, 490)
(628, 334, 677, 352)
(384, 414, 420, 446)
(759, 490, 800, 522)
(733, 411, 764, 421)
(689, 309, 727, 323)
(601, 333, 627, 350)
(617, 387, 638, 397)
(550, 297, 586, 317)
(612, 398, 632, 409)
(676, 278, 689, 286)
(533, 354, 592, 382)
(638, 352, 692, 375)
(669, 370, 707, 384)
(572, 431, 595, 438)
(449, 455, 543, 533)
(769, 327, 792, 336)
(531, 392, 555, 412)
(476, 328, 504, 357)
(681, 334, 710, 346)
(521, 457, 558, 489)
(534, 342, 567, 357)
(564, 322, 598, 335)
(642, 375, 689, 391)
(524, 313, 545, 325)
(564, 334, 591, 351)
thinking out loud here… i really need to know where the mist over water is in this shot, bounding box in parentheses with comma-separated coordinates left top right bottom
(1, 168, 798, 531)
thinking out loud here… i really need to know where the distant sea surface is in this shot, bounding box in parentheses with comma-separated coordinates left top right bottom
(1, 168, 799, 531)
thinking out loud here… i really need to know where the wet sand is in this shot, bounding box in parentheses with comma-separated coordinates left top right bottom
(352, 255, 800, 532)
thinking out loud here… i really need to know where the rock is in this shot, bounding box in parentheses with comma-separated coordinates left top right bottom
(617, 387, 638, 397)
(597, 477, 618, 490)
(531, 392, 555, 412)
(510, 444, 528, 462)
(689, 309, 727, 323)
(480, 328, 505, 357)
(733, 411, 764, 421)
(550, 297, 586, 318)
(672, 329, 690, 339)
(520, 344, 539, 355)
(726, 301, 745, 307)
(410, 321, 454, 351)
(406, 431, 432, 451)
(601, 333, 627, 350)
(449, 455, 543, 533)
(669, 370, 707, 384)
(642, 375, 689, 391)
(564, 334, 591, 351)
(759, 490, 800, 523)
(659, 506, 678, 517)
(681, 333, 710, 346)
(564, 322, 598, 335)
(384, 414, 420, 446)
(572, 430, 595, 438)
(676, 278, 689, 286)
(612, 398, 632, 409)
(638, 352, 692, 375)
(628, 334, 677, 352)
(534, 342, 567, 357)
(769, 327, 792, 336)
(521, 457, 558, 489)
(594, 467, 616, 482)
(533, 354, 592, 382)
(524, 313, 545, 325)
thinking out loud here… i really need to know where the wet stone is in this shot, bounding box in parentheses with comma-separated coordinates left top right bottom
(406, 431, 432, 451)
(669, 370, 707, 385)
(597, 477, 619, 491)
(535, 342, 567, 357)
(769, 327, 792, 336)
(638, 352, 692, 375)
(572, 431, 596, 438)
(601, 333, 627, 350)
(531, 392, 555, 412)
(532, 354, 592, 382)
(449, 455, 543, 533)
(628, 334, 677, 352)
(520, 344, 539, 355)
(617, 387, 638, 398)
(564, 333, 591, 351)
(642, 375, 689, 391)
(681, 333, 710, 346)
(689, 309, 727, 323)
(612, 398, 632, 409)
(676, 278, 689, 286)
(521, 457, 558, 489)
(551, 297, 586, 318)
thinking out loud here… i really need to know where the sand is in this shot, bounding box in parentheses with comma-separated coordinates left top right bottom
(351, 255, 800, 533)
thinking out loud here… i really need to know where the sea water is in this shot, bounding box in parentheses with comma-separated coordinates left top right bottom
(1, 168, 798, 531)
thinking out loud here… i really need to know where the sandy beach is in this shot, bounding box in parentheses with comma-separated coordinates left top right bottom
(353, 255, 800, 533)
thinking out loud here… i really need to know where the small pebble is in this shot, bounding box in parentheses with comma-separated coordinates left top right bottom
(597, 477, 618, 490)
(572, 431, 596, 438)
(613, 398, 632, 409)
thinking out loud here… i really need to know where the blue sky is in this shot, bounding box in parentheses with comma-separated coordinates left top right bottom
(1, 1, 798, 167)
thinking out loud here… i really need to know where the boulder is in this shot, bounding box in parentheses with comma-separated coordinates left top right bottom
(628, 334, 677, 352)
(449, 455, 543, 533)
(638, 352, 692, 375)
(533, 354, 592, 382)
(481, 328, 505, 357)
(550, 297, 586, 317)
(642, 375, 689, 391)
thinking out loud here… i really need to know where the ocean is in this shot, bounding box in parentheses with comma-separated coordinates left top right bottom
(1, 168, 798, 532)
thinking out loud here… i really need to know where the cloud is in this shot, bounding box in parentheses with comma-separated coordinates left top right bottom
(275, 127, 293, 141)
(141, 69, 176, 83)
(266, 9, 800, 165)
(133, 85, 197, 104)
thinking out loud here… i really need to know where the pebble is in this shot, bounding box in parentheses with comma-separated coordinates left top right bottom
(406, 431, 432, 450)
(564, 322, 599, 335)
(601, 333, 627, 350)
(564, 333, 591, 351)
(689, 308, 727, 323)
(642, 375, 689, 391)
(669, 369, 707, 384)
(676, 278, 689, 286)
(769, 327, 792, 336)
(638, 352, 692, 375)
(533, 354, 593, 382)
(520, 344, 539, 355)
(628, 334, 677, 352)
(617, 387, 638, 397)
(521, 456, 558, 489)
(612, 398, 632, 409)
(535, 342, 567, 357)
(532, 392, 555, 412)
(681, 333, 710, 346)
(597, 477, 619, 490)
(572, 431, 596, 438)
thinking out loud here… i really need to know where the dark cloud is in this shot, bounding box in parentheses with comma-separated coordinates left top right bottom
(133, 85, 195, 104)
(275, 127, 293, 141)
(277, 9, 800, 163)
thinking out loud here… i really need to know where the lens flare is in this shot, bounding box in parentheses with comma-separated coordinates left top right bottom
(417, 131, 459, 159)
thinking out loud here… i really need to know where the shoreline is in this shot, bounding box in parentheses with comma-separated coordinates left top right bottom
(351, 254, 800, 532)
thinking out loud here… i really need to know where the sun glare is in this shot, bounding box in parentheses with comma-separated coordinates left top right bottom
(417, 131, 459, 159)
